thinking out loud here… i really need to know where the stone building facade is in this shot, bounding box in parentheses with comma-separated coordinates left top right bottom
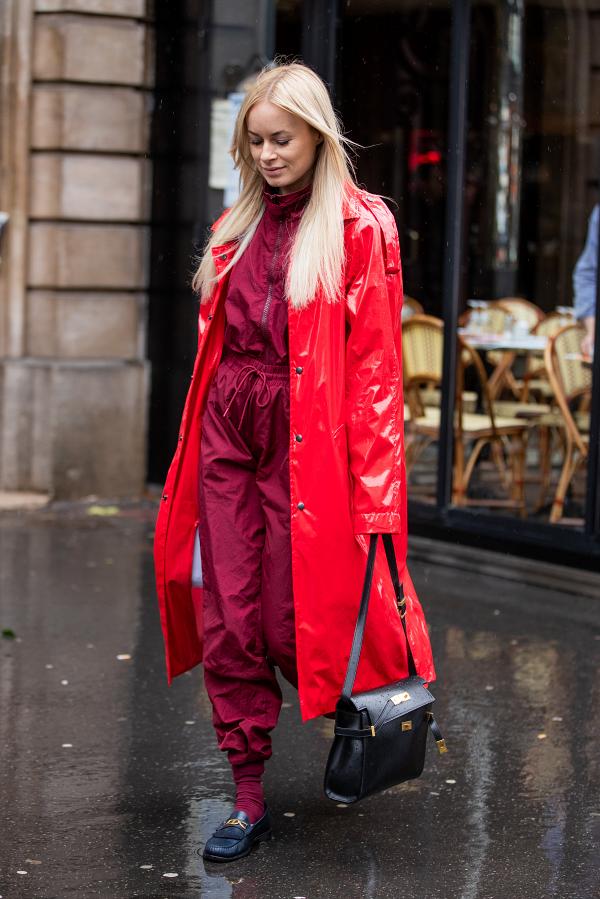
(0, 0, 153, 498)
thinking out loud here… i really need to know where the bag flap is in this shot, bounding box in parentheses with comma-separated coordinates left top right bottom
(349, 676, 434, 728)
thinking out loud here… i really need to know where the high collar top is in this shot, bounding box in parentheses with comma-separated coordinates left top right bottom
(262, 182, 312, 219)
(222, 181, 313, 365)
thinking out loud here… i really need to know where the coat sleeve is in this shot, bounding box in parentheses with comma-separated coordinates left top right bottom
(344, 212, 405, 535)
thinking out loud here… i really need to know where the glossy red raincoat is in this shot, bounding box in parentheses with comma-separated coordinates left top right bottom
(154, 184, 435, 721)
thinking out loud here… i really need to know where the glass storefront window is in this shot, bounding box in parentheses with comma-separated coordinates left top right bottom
(450, 0, 598, 529)
(337, 0, 452, 504)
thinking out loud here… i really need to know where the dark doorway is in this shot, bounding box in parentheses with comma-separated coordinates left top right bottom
(147, 1, 208, 482)
(336, 1, 452, 317)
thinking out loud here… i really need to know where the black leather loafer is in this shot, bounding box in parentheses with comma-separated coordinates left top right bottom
(201, 808, 272, 863)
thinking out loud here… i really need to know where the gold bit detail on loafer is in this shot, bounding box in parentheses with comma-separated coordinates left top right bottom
(224, 818, 248, 829)
(436, 739, 448, 754)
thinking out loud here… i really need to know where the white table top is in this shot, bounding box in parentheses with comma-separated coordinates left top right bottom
(459, 330, 547, 352)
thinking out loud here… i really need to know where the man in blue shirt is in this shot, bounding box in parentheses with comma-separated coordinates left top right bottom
(573, 204, 598, 356)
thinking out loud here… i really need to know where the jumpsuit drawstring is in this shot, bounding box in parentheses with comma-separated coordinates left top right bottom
(222, 364, 272, 431)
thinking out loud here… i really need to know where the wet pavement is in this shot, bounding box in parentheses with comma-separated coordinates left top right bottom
(1, 504, 600, 899)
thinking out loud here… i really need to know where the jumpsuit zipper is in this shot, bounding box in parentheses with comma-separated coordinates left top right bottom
(260, 218, 285, 339)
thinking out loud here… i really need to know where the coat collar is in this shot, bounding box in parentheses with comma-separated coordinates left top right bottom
(342, 184, 361, 223)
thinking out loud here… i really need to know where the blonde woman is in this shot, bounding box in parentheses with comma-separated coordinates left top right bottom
(154, 61, 435, 862)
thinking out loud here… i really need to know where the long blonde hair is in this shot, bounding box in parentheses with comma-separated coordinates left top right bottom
(192, 61, 356, 309)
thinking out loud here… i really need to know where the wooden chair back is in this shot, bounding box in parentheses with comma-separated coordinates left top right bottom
(456, 337, 499, 433)
(402, 295, 425, 321)
(533, 312, 568, 339)
(495, 297, 545, 330)
(401, 314, 444, 416)
(462, 304, 509, 334)
(522, 312, 569, 385)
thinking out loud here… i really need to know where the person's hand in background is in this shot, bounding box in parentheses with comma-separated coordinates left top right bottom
(581, 316, 595, 357)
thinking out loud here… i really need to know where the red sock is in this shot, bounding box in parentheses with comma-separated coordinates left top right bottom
(231, 761, 265, 824)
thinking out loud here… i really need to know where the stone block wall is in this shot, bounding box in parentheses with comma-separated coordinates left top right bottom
(0, 0, 153, 498)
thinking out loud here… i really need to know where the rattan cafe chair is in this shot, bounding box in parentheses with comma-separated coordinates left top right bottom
(401, 295, 425, 322)
(456, 338, 530, 514)
(402, 315, 530, 513)
(462, 303, 518, 401)
(518, 312, 566, 403)
(543, 324, 591, 524)
(495, 297, 545, 331)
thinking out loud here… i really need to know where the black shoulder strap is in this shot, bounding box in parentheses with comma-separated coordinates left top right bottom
(341, 533, 417, 701)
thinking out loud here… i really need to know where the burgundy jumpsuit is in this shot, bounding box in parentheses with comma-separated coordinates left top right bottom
(197, 184, 311, 784)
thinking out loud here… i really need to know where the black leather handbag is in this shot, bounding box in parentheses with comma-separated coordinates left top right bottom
(324, 533, 447, 804)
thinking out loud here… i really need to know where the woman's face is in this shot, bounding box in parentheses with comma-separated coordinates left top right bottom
(247, 100, 322, 195)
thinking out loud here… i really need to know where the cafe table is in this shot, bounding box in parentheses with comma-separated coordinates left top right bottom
(458, 330, 549, 404)
(458, 329, 547, 353)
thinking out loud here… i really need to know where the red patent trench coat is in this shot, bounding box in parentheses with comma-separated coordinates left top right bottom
(154, 184, 436, 721)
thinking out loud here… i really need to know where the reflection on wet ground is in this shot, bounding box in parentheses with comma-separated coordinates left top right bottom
(1, 505, 599, 898)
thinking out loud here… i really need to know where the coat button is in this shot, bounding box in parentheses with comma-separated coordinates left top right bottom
(295, 366, 303, 374)
(219, 253, 227, 260)
(207, 314, 213, 320)
(295, 434, 303, 442)
(162, 494, 168, 501)
(297, 502, 305, 510)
